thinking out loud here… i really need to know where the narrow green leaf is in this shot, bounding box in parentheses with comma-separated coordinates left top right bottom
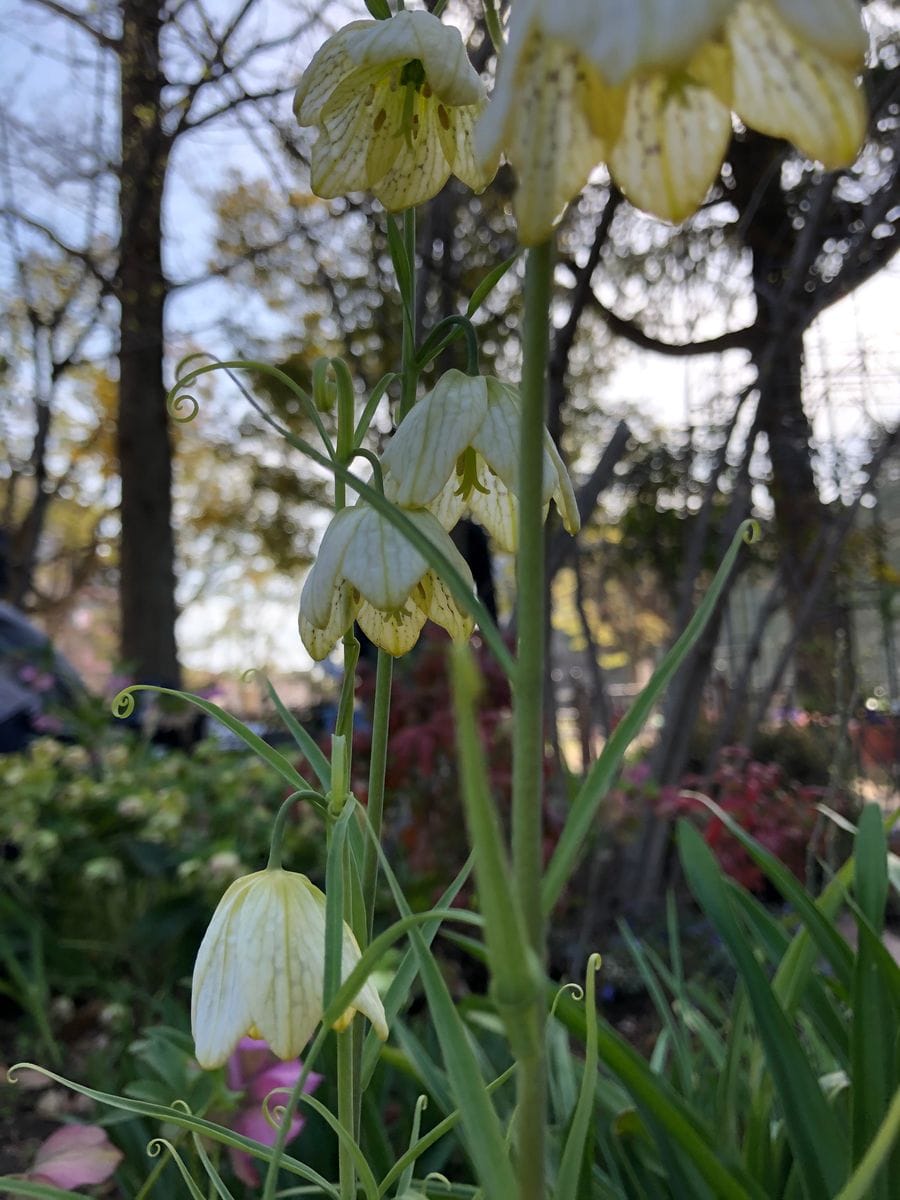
(147, 1139, 207, 1200)
(0, 1182, 98, 1199)
(377, 1067, 516, 1197)
(450, 645, 537, 1060)
(850, 807, 896, 1195)
(678, 821, 848, 1195)
(353, 372, 398, 449)
(360, 826, 518, 1198)
(111, 684, 326, 813)
(299, 1095, 380, 1200)
(556, 955, 602, 1200)
(360, 852, 474, 1088)
(856, 804, 889, 935)
(619, 923, 693, 1092)
(835, 1085, 900, 1200)
(543, 520, 756, 911)
(392, 1019, 453, 1113)
(850, 923, 896, 1194)
(192, 1133, 237, 1200)
(552, 994, 764, 1200)
(395, 1094, 428, 1198)
(385, 214, 413, 331)
(688, 795, 854, 993)
(262, 674, 330, 788)
(4, 1065, 338, 1197)
(466, 253, 520, 317)
(727, 885, 849, 1065)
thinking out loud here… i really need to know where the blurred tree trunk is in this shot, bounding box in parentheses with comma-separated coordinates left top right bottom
(116, 0, 180, 686)
(738, 131, 853, 711)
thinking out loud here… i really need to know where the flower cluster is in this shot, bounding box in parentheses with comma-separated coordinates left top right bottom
(295, 1, 867, 240)
(299, 368, 580, 660)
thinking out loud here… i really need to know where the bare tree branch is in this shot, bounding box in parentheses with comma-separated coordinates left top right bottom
(1, 208, 112, 286)
(24, 0, 120, 50)
(560, 268, 758, 356)
(181, 82, 295, 131)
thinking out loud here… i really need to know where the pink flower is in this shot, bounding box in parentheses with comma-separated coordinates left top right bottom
(27, 1124, 122, 1190)
(225, 1036, 323, 1187)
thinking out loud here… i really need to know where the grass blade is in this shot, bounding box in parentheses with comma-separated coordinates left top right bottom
(849, 805, 897, 1197)
(556, 954, 602, 1200)
(678, 821, 848, 1196)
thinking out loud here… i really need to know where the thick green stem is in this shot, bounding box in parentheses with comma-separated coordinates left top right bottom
(362, 649, 393, 941)
(511, 239, 554, 1200)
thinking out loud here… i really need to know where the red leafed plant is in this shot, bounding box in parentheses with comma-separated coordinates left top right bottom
(667, 746, 843, 893)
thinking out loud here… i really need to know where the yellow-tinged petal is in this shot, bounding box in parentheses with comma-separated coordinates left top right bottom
(541, 0, 736, 85)
(434, 101, 498, 195)
(293, 20, 374, 125)
(191, 870, 387, 1070)
(772, 0, 868, 66)
(311, 64, 390, 199)
(299, 578, 358, 661)
(610, 71, 733, 223)
(340, 506, 432, 612)
(344, 9, 485, 107)
(383, 371, 487, 509)
(483, 29, 610, 246)
(371, 97, 452, 211)
(727, 2, 867, 169)
(302, 508, 362, 630)
(472, 378, 520, 492)
(357, 594, 428, 657)
(296, 11, 495, 208)
(192, 874, 257, 1069)
(424, 473, 467, 536)
(425, 572, 475, 643)
(363, 75, 406, 187)
(544, 431, 582, 536)
(468, 468, 518, 553)
(298, 500, 477, 659)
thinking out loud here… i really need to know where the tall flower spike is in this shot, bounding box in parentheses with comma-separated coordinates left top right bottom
(381, 370, 580, 554)
(294, 10, 498, 210)
(192, 868, 388, 1069)
(299, 502, 476, 660)
(475, 0, 867, 240)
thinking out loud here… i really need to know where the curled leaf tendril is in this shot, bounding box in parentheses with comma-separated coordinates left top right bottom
(742, 518, 762, 545)
(550, 981, 583, 1018)
(111, 686, 138, 719)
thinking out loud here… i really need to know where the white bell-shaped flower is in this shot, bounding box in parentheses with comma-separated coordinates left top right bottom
(299, 501, 476, 659)
(475, 0, 867, 239)
(192, 868, 388, 1069)
(381, 370, 580, 554)
(294, 10, 498, 210)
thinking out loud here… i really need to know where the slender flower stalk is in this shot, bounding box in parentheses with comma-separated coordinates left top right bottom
(510, 240, 556, 1200)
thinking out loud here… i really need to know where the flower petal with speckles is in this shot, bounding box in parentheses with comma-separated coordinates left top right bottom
(191, 870, 387, 1070)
